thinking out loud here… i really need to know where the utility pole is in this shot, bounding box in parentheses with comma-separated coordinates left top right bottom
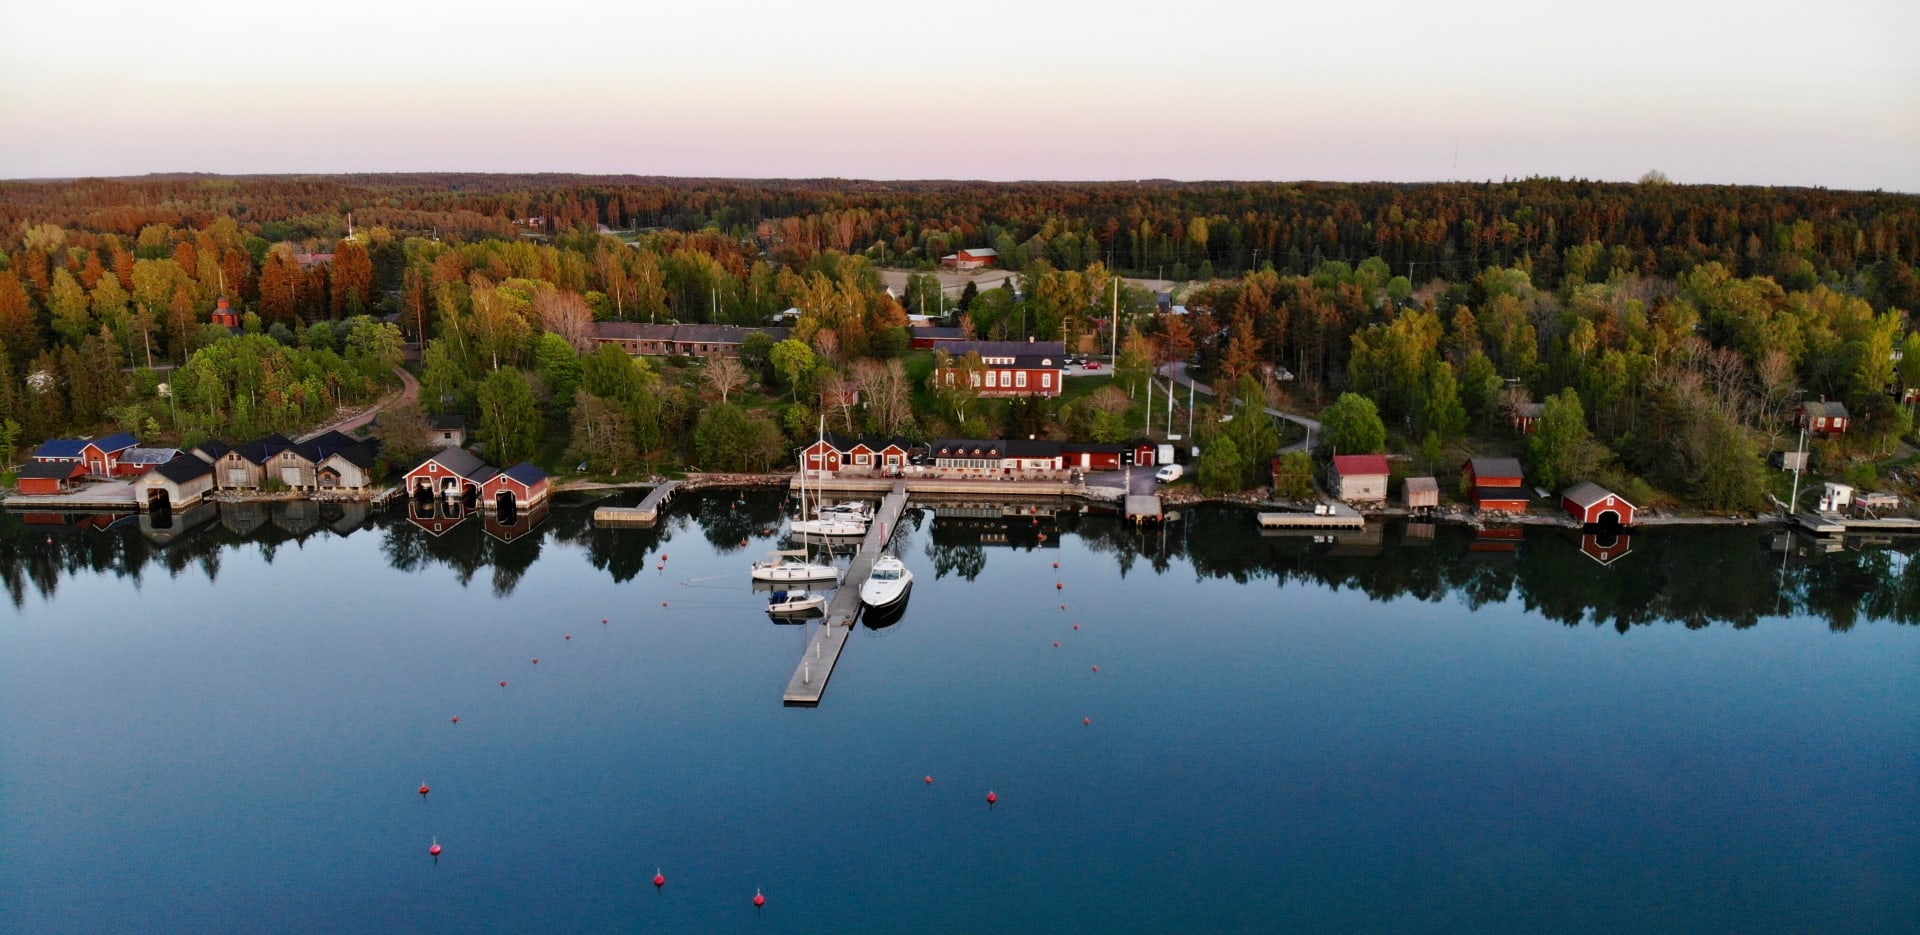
(1110, 276, 1119, 365)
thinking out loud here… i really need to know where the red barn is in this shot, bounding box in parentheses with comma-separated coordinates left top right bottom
(404, 447, 491, 500)
(940, 247, 999, 270)
(1562, 482, 1636, 526)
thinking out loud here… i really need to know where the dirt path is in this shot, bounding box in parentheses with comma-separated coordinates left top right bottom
(300, 366, 419, 442)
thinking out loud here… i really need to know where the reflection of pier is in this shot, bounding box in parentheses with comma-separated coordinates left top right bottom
(784, 481, 909, 706)
(593, 481, 680, 527)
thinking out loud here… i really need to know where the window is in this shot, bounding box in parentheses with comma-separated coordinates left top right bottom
(985, 372, 998, 388)
(1041, 372, 1052, 389)
(970, 372, 981, 387)
(1015, 371, 1028, 388)
(855, 454, 870, 465)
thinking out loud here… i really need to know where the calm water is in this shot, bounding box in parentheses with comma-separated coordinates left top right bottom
(2, 493, 1915, 934)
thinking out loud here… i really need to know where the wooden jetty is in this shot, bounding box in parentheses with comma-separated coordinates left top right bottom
(1792, 511, 1920, 535)
(784, 481, 909, 706)
(1256, 502, 1365, 530)
(592, 480, 680, 527)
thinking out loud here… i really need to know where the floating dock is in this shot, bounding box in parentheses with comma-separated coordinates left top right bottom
(783, 481, 909, 706)
(1256, 502, 1365, 529)
(1125, 494, 1165, 524)
(592, 481, 680, 526)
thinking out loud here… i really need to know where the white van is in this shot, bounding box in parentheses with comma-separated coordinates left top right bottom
(1155, 464, 1184, 483)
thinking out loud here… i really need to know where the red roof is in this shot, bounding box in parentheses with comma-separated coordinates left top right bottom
(1332, 454, 1391, 477)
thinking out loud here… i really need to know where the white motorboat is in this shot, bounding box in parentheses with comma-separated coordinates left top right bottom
(751, 549, 840, 584)
(818, 501, 871, 518)
(765, 589, 827, 616)
(859, 554, 913, 610)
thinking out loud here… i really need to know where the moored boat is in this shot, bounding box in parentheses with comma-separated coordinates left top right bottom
(751, 549, 840, 583)
(765, 589, 827, 616)
(859, 554, 913, 610)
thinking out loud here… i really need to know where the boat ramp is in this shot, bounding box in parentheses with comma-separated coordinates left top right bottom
(591, 481, 679, 526)
(784, 481, 909, 706)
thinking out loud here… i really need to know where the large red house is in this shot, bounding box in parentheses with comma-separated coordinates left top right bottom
(940, 247, 999, 270)
(934, 340, 1065, 399)
(33, 432, 139, 476)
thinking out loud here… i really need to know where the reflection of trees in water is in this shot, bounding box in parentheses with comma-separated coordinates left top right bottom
(5, 497, 1920, 630)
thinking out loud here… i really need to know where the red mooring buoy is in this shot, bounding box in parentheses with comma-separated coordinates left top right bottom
(662, 554, 668, 561)
(754, 889, 766, 908)
(602, 618, 609, 624)
(419, 783, 430, 797)
(1053, 562, 1060, 569)
(924, 775, 933, 784)
(565, 634, 571, 640)
(986, 790, 998, 806)
(1073, 624, 1080, 630)
(1083, 717, 1092, 725)
(1092, 666, 1099, 672)
(500, 681, 508, 687)
(654, 868, 666, 888)
(1056, 582, 1064, 590)
(1053, 641, 1060, 647)
(532, 658, 539, 664)
(429, 838, 442, 857)
(450, 716, 459, 723)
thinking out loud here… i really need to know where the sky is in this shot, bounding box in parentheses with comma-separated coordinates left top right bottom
(2, 0, 1916, 190)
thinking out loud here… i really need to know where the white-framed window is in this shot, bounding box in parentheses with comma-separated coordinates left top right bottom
(855, 454, 870, 465)
(985, 372, 998, 388)
(1041, 372, 1052, 388)
(1015, 371, 1028, 388)
(970, 372, 981, 387)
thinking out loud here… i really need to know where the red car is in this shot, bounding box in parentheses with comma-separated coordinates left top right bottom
(1083, 360, 1102, 370)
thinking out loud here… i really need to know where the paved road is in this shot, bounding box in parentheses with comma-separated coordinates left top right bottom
(1159, 362, 1321, 453)
(301, 366, 420, 441)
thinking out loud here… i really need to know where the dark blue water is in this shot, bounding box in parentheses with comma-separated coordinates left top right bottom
(2, 496, 1915, 933)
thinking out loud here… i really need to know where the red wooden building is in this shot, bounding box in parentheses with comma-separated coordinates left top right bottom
(33, 432, 139, 476)
(1793, 400, 1850, 436)
(479, 462, 551, 509)
(940, 247, 999, 270)
(16, 461, 86, 495)
(1561, 481, 1636, 526)
(1463, 456, 1529, 513)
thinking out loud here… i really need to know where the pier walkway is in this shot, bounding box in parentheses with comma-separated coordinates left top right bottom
(592, 481, 680, 526)
(784, 481, 909, 705)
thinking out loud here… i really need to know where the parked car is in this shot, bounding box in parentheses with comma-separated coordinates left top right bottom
(1084, 360, 1102, 370)
(1155, 463, 1184, 483)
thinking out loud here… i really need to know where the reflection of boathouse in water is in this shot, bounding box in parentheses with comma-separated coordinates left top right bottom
(405, 496, 550, 542)
(1580, 530, 1633, 566)
(139, 501, 218, 547)
(484, 499, 550, 543)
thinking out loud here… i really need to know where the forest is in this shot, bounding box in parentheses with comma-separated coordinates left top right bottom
(1, 173, 1916, 511)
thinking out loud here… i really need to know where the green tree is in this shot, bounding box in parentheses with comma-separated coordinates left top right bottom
(373, 400, 436, 463)
(1528, 389, 1606, 490)
(476, 367, 542, 466)
(1196, 436, 1242, 494)
(49, 268, 93, 345)
(1271, 450, 1315, 499)
(693, 402, 786, 472)
(565, 390, 638, 474)
(768, 338, 815, 400)
(1319, 392, 1386, 455)
(534, 332, 583, 403)
(1418, 359, 1469, 440)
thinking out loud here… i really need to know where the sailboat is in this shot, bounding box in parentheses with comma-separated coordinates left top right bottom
(789, 421, 870, 537)
(752, 426, 839, 583)
(859, 554, 913, 611)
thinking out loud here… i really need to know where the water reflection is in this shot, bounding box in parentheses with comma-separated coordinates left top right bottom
(2, 490, 1914, 630)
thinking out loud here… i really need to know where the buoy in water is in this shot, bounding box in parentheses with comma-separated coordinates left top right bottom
(419, 783, 430, 797)
(429, 838, 442, 858)
(1053, 641, 1060, 647)
(1072, 624, 1079, 630)
(986, 790, 998, 806)
(753, 889, 766, 908)
(662, 601, 669, 607)
(1052, 561, 1059, 569)
(1091, 666, 1099, 672)
(450, 716, 459, 723)
(564, 634, 571, 640)
(602, 618, 609, 624)
(1083, 717, 1092, 725)
(1056, 582, 1063, 590)
(924, 775, 933, 784)
(662, 554, 668, 561)
(654, 868, 666, 888)
(500, 681, 508, 687)
(532, 658, 539, 664)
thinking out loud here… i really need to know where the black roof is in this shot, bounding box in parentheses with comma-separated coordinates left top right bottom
(428, 413, 467, 431)
(233, 434, 295, 465)
(153, 455, 214, 483)
(319, 441, 379, 470)
(1004, 438, 1063, 457)
(502, 462, 548, 485)
(296, 430, 363, 463)
(18, 460, 83, 480)
(194, 440, 232, 461)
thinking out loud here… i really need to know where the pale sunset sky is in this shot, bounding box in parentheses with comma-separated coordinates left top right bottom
(2, 0, 1915, 190)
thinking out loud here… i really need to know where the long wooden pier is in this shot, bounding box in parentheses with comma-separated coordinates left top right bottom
(783, 481, 909, 705)
(592, 481, 680, 526)
(1256, 501, 1365, 529)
